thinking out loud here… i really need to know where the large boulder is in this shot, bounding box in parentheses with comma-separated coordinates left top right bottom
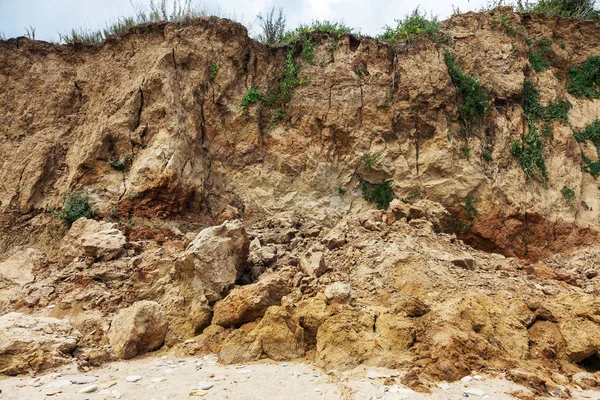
(212, 269, 294, 327)
(175, 220, 249, 302)
(0, 313, 80, 375)
(108, 301, 168, 359)
(61, 218, 126, 261)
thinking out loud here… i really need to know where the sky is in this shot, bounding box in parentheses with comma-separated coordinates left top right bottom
(0, 0, 490, 42)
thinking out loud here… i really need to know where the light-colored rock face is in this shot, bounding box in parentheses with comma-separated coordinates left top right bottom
(0, 248, 43, 286)
(61, 218, 126, 262)
(108, 300, 168, 360)
(0, 313, 80, 375)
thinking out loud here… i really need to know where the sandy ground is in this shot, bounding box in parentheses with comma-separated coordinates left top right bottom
(0, 354, 598, 400)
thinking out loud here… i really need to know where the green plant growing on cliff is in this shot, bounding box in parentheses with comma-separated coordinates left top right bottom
(379, 8, 445, 44)
(361, 180, 395, 210)
(518, 0, 600, 19)
(53, 192, 96, 226)
(481, 147, 493, 162)
(512, 81, 571, 181)
(528, 37, 553, 72)
(573, 119, 600, 177)
(282, 20, 355, 44)
(465, 195, 478, 224)
(209, 62, 219, 83)
(401, 188, 421, 202)
(567, 55, 600, 98)
(109, 155, 130, 171)
(240, 88, 264, 119)
(561, 185, 576, 207)
(362, 152, 381, 170)
(444, 49, 489, 134)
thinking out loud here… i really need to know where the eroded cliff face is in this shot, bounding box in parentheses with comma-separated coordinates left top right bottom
(2, 8, 600, 394)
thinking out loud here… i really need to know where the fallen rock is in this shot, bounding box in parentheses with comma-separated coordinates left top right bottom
(316, 310, 376, 371)
(321, 229, 346, 249)
(125, 375, 142, 382)
(108, 301, 168, 359)
(252, 306, 305, 361)
(176, 220, 249, 302)
(61, 218, 126, 261)
(0, 313, 80, 375)
(324, 282, 352, 304)
(0, 248, 43, 286)
(218, 329, 263, 364)
(299, 250, 326, 278)
(212, 269, 294, 327)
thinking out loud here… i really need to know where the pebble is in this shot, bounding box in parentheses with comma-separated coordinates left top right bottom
(79, 384, 98, 393)
(70, 376, 98, 385)
(198, 381, 214, 390)
(473, 375, 482, 380)
(461, 376, 473, 383)
(45, 388, 63, 396)
(439, 382, 451, 390)
(125, 375, 142, 382)
(464, 388, 486, 397)
(151, 377, 167, 383)
(184, 339, 196, 344)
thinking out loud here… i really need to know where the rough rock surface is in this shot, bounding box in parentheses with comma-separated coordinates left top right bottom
(108, 300, 168, 359)
(61, 218, 126, 261)
(1, 9, 600, 396)
(0, 312, 80, 375)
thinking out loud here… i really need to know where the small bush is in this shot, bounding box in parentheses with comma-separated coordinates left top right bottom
(53, 192, 96, 226)
(362, 152, 381, 170)
(282, 20, 355, 44)
(444, 49, 489, 132)
(109, 155, 130, 171)
(481, 147, 493, 162)
(573, 119, 600, 177)
(568, 55, 600, 98)
(518, 0, 600, 19)
(465, 195, 478, 223)
(379, 8, 445, 44)
(257, 7, 286, 45)
(528, 37, 553, 72)
(362, 180, 395, 210)
(209, 62, 219, 83)
(562, 185, 576, 206)
(401, 188, 421, 202)
(240, 88, 264, 119)
(511, 125, 548, 182)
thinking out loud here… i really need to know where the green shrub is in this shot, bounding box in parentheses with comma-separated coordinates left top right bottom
(282, 20, 355, 44)
(362, 180, 395, 210)
(567, 55, 600, 98)
(465, 195, 478, 223)
(209, 62, 219, 83)
(53, 192, 96, 226)
(573, 119, 600, 177)
(257, 7, 286, 44)
(240, 88, 264, 119)
(518, 0, 600, 19)
(401, 188, 421, 202)
(513, 80, 571, 181)
(510, 125, 548, 182)
(362, 152, 381, 170)
(379, 8, 445, 44)
(561, 185, 576, 206)
(528, 38, 553, 72)
(481, 147, 493, 162)
(109, 155, 129, 171)
(444, 49, 489, 132)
